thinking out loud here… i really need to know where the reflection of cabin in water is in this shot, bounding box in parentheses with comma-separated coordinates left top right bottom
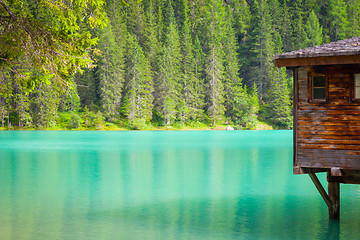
(274, 37, 360, 219)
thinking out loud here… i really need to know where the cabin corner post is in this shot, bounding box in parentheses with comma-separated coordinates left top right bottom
(291, 67, 298, 169)
(328, 170, 340, 220)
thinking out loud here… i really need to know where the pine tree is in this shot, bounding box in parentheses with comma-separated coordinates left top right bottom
(281, 0, 293, 52)
(15, 85, 32, 128)
(187, 0, 207, 37)
(231, 0, 252, 93)
(126, 0, 146, 48)
(273, 32, 284, 56)
(265, 33, 293, 129)
(179, 0, 202, 122)
(153, 1, 182, 126)
(96, 24, 125, 122)
(303, 0, 320, 19)
(155, 46, 180, 126)
(204, 0, 226, 126)
(227, 0, 251, 47)
(222, 7, 249, 125)
(30, 82, 59, 129)
(105, 0, 126, 40)
(156, 1, 165, 43)
(106, 0, 128, 61)
(193, 35, 206, 120)
(123, 33, 153, 125)
(244, 83, 260, 129)
(304, 11, 323, 47)
(0, 97, 10, 128)
(75, 69, 98, 111)
(327, 0, 350, 41)
(267, 67, 293, 129)
(289, 0, 307, 49)
(143, 0, 161, 68)
(268, 0, 283, 33)
(0, 70, 12, 128)
(58, 85, 81, 112)
(347, 0, 360, 37)
(247, 0, 274, 101)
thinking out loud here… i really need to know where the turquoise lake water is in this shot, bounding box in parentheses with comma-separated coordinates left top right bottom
(0, 130, 360, 240)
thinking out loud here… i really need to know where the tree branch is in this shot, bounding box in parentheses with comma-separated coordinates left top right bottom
(0, 0, 16, 20)
(0, 14, 10, 19)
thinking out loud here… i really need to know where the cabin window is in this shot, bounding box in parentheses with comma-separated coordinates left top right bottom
(309, 74, 327, 102)
(354, 74, 360, 100)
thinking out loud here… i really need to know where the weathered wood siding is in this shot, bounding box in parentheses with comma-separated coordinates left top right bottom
(295, 66, 360, 171)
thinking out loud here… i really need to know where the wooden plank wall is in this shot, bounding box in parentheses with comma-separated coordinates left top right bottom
(296, 66, 360, 170)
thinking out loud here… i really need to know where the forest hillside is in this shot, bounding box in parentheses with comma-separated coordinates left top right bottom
(1, 0, 359, 130)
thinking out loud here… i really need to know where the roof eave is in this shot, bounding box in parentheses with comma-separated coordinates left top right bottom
(274, 54, 360, 68)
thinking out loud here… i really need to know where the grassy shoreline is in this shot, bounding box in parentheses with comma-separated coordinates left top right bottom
(0, 121, 274, 131)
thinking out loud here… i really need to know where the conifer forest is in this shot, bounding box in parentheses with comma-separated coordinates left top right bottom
(1, 0, 360, 130)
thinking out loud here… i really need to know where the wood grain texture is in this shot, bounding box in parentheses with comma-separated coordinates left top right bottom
(295, 66, 360, 172)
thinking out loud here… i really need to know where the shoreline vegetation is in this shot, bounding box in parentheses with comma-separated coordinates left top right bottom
(0, 111, 273, 131)
(0, 126, 273, 131)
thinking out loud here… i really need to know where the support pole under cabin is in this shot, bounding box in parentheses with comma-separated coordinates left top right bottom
(328, 182, 340, 220)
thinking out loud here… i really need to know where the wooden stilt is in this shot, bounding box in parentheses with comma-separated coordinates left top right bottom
(308, 173, 340, 219)
(308, 173, 332, 208)
(328, 182, 340, 220)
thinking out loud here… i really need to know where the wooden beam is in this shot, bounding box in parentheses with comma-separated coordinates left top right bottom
(275, 55, 360, 67)
(294, 166, 328, 174)
(328, 170, 360, 184)
(308, 173, 333, 209)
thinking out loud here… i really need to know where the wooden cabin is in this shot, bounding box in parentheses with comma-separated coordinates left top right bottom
(274, 37, 360, 219)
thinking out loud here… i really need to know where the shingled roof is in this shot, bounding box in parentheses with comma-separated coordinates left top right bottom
(274, 37, 360, 67)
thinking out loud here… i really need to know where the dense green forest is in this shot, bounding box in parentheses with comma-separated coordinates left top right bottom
(1, 0, 360, 130)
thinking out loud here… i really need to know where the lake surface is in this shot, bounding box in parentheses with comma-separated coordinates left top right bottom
(0, 130, 359, 240)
